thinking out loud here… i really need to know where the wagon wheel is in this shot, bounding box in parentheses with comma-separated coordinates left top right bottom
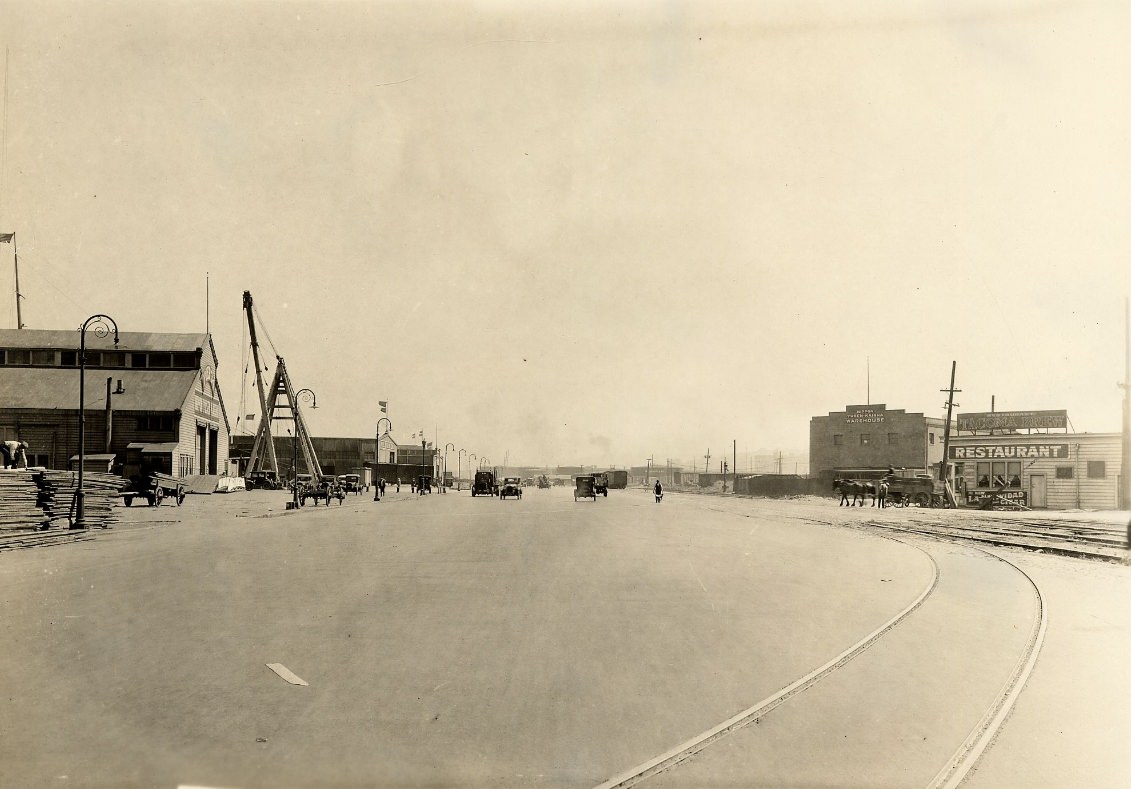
(151, 487, 165, 507)
(914, 492, 930, 508)
(176, 487, 186, 506)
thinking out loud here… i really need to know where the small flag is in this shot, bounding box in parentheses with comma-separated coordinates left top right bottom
(0, 232, 13, 243)
(379, 400, 387, 413)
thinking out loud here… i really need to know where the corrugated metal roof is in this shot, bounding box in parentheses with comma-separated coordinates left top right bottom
(0, 368, 197, 411)
(0, 329, 210, 352)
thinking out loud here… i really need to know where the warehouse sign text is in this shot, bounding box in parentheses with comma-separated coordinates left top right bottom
(950, 444, 1069, 460)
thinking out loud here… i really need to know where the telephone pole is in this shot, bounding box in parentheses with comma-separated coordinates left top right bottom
(939, 361, 961, 507)
(1119, 298, 1130, 512)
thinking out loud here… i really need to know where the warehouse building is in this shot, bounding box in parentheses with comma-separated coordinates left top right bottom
(809, 404, 950, 483)
(0, 329, 229, 479)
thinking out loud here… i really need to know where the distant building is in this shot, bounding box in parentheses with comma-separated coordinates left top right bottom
(0, 329, 229, 477)
(809, 404, 949, 482)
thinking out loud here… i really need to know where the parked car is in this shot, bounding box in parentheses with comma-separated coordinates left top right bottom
(337, 473, 363, 494)
(500, 477, 523, 500)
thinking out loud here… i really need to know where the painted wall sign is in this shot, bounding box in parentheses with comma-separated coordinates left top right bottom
(845, 405, 885, 424)
(950, 444, 1069, 460)
(957, 410, 1067, 431)
(966, 489, 1028, 505)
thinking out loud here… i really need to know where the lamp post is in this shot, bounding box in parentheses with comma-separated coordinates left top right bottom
(421, 439, 427, 494)
(291, 388, 317, 510)
(374, 416, 392, 501)
(74, 314, 120, 530)
(443, 443, 455, 493)
(458, 449, 467, 491)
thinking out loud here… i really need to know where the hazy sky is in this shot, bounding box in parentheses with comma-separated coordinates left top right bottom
(1, 0, 1128, 469)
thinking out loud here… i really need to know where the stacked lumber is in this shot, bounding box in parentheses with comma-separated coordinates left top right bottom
(0, 469, 47, 531)
(38, 470, 128, 530)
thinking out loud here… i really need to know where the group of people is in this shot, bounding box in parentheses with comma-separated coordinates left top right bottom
(1, 440, 29, 469)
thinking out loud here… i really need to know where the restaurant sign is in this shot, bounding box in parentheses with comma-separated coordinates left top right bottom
(957, 410, 1067, 432)
(845, 405, 885, 424)
(950, 444, 1069, 460)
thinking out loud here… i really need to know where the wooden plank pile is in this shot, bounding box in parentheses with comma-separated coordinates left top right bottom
(0, 469, 47, 531)
(38, 470, 128, 530)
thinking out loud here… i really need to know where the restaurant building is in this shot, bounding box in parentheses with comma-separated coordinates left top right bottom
(948, 410, 1121, 510)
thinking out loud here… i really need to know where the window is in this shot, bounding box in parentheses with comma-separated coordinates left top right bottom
(61, 351, 77, 366)
(860, 434, 871, 446)
(833, 434, 843, 446)
(887, 433, 898, 445)
(173, 352, 197, 368)
(148, 353, 172, 368)
(136, 415, 175, 432)
(976, 462, 991, 487)
(928, 433, 936, 445)
(3, 349, 30, 365)
(101, 352, 125, 367)
(31, 350, 55, 365)
(1087, 461, 1105, 479)
(131, 353, 148, 368)
(1056, 466, 1074, 480)
(1007, 461, 1021, 487)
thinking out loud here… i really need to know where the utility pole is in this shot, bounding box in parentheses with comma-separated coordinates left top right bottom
(704, 448, 711, 479)
(1119, 297, 1130, 512)
(939, 361, 961, 507)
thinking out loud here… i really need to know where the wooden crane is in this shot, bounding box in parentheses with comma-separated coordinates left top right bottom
(243, 291, 322, 486)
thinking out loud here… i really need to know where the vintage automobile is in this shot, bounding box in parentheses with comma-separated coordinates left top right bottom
(574, 475, 597, 501)
(337, 473, 363, 495)
(499, 477, 523, 500)
(122, 472, 186, 507)
(471, 470, 498, 497)
(288, 473, 313, 493)
(536, 475, 551, 489)
(593, 472, 609, 497)
(299, 477, 345, 506)
(245, 470, 281, 490)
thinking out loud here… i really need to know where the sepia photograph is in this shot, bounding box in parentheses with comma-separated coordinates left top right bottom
(0, 1, 1129, 787)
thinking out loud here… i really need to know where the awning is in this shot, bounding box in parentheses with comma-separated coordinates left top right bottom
(126, 442, 180, 455)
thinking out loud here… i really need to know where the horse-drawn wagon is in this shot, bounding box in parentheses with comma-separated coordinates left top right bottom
(884, 475, 944, 508)
(299, 477, 345, 506)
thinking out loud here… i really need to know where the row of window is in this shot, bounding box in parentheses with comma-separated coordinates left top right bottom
(0, 349, 199, 369)
(833, 433, 936, 446)
(971, 460, 1106, 487)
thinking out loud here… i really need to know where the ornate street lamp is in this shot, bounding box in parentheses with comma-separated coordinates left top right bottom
(290, 388, 317, 510)
(74, 314, 119, 530)
(457, 448, 467, 491)
(444, 443, 455, 493)
(374, 416, 392, 501)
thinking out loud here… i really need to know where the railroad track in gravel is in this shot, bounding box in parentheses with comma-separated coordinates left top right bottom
(868, 516, 1127, 562)
(593, 517, 1048, 789)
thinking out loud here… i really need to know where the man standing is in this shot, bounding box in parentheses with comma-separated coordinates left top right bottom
(1, 440, 29, 469)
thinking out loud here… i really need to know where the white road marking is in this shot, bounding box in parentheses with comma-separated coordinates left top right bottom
(265, 663, 309, 686)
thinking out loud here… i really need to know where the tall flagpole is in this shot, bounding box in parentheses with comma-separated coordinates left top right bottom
(14, 235, 23, 329)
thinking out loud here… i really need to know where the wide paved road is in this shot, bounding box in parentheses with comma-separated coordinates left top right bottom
(0, 487, 1125, 788)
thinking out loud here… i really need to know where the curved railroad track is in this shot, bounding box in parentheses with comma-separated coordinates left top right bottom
(593, 520, 1048, 789)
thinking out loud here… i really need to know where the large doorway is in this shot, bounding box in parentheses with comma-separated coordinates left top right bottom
(1029, 474, 1047, 508)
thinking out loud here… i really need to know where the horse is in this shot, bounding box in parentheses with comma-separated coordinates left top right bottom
(833, 478, 875, 507)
